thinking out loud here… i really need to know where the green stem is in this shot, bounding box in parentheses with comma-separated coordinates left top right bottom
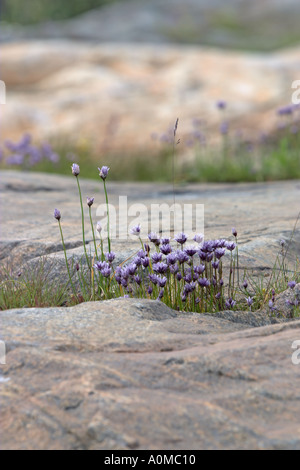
(89, 207, 98, 260)
(58, 220, 78, 299)
(103, 179, 111, 253)
(76, 177, 90, 269)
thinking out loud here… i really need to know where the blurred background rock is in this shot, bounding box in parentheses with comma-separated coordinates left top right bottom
(0, 0, 300, 181)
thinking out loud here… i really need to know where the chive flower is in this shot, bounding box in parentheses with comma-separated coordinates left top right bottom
(87, 197, 95, 207)
(130, 224, 141, 236)
(98, 166, 110, 180)
(71, 163, 80, 177)
(54, 208, 61, 221)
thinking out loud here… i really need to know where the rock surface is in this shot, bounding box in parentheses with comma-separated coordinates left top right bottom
(2, 0, 300, 50)
(1, 39, 300, 154)
(1, 170, 299, 271)
(1, 171, 300, 449)
(1, 298, 300, 450)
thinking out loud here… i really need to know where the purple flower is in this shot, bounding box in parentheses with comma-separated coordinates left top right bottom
(133, 256, 142, 267)
(174, 232, 188, 245)
(137, 249, 147, 259)
(277, 105, 294, 116)
(127, 263, 137, 276)
(94, 261, 110, 272)
(160, 244, 172, 255)
(6, 154, 24, 165)
(212, 261, 219, 269)
(169, 264, 179, 274)
(194, 264, 205, 275)
(184, 272, 192, 283)
(105, 252, 116, 263)
(220, 121, 229, 135)
(288, 281, 296, 290)
(161, 237, 171, 245)
(148, 232, 161, 246)
(152, 252, 163, 263)
(147, 286, 153, 295)
(101, 266, 112, 278)
(71, 163, 80, 176)
(216, 100, 227, 110)
(176, 250, 189, 264)
(198, 278, 210, 288)
(98, 166, 110, 180)
(243, 280, 248, 289)
(215, 292, 221, 300)
(193, 233, 204, 244)
(144, 243, 150, 254)
(232, 227, 237, 237)
(216, 239, 227, 248)
(201, 241, 214, 253)
(157, 276, 167, 288)
(157, 289, 164, 300)
(166, 252, 177, 265)
(149, 274, 159, 285)
(246, 297, 254, 307)
(54, 208, 61, 221)
(176, 272, 182, 281)
(133, 275, 142, 285)
(225, 298, 236, 309)
(215, 248, 226, 259)
(130, 224, 141, 236)
(96, 222, 102, 234)
(153, 262, 168, 274)
(141, 257, 150, 268)
(183, 282, 196, 294)
(184, 245, 198, 257)
(226, 241, 236, 251)
(87, 197, 95, 207)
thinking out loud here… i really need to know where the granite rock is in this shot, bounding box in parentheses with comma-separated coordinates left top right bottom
(1, 298, 300, 450)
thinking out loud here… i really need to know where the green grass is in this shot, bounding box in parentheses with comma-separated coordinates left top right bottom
(1, 127, 300, 184)
(0, 0, 119, 24)
(0, 258, 71, 310)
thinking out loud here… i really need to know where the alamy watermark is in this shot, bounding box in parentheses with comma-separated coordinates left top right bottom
(0, 80, 6, 104)
(0, 340, 6, 365)
(291, 340, 300, 365)
(91, 197, 204, 241)
(291, 80, 300, 104)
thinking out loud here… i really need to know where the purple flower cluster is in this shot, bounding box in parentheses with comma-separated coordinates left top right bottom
(110, 230, 237, 308)
(2, 133, 60, 167)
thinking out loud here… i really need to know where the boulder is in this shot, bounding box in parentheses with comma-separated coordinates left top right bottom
(1, 39, 300, 154)
(1, 298, 300, 449)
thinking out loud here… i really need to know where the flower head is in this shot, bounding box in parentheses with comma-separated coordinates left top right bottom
(130, 224, 141, 236)
(184, 245, 198, 257)
(288, 281, 296, 290)
(193, 233, 204, 244)
(105, 252, 116, 263)
(232, 227, 237, 238)
(96, 221, 102, 234)
(98, 166, 110, 180)
(71, 163, 80, 177)
(160, 243, 172, 255)
(216, 100, 227, 110)
(87, 197, 94, 207)
(174, 232, 188, 245)
(54, 208, 61, 221)
(226, 241, 236, 251)
(148, 232, 161, 246)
